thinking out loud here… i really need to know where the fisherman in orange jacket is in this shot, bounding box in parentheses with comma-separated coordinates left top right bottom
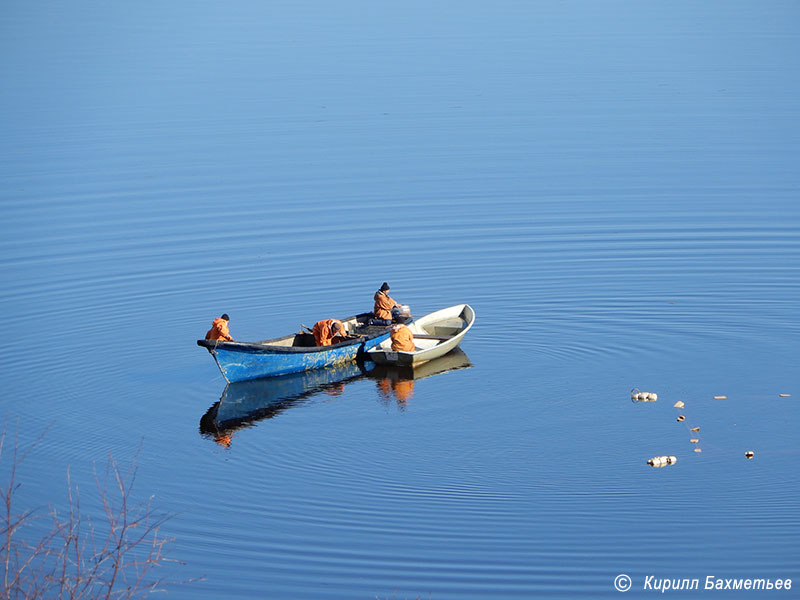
(312, 319, 348, 347)
(390, 323, 415, 352)
(206, 314, 234, 341)
(373, 282, 400, 325)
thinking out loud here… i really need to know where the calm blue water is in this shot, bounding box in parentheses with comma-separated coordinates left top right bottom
(1, 1, 799, 598)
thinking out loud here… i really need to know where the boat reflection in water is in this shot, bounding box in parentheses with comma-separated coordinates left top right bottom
(367, 348, 473, 409)
(199, 360, 368, 447)
(199, 349, 473, 447)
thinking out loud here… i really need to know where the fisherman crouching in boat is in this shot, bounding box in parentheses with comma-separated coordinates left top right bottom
(206, 314, 234, 342)
(312, 319, 349, 346)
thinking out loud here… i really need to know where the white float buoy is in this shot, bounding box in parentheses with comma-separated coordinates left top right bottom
(647, 456, 677, 467)
(631, 388, 658, 402)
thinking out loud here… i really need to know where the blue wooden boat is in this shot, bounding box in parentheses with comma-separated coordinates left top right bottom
(197, 312, 409, 383)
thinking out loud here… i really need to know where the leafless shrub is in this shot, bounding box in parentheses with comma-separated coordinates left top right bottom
(1, 424, 186, 599)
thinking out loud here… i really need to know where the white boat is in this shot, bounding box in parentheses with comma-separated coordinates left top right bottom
(367, 304, 475, 366)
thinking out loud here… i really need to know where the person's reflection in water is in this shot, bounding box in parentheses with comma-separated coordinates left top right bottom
(376, 379, 392, 406)
(325, 382, 345, 397)
(200, 402, 235, 448)
(213, 432, 233, 448)
(375, 377, 414, 408)
(392, 379, 414, 404)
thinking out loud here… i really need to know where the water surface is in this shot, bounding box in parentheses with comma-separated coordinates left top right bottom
(1, 1, 798, 598)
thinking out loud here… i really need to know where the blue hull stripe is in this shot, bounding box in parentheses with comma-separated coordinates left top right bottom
(209, 332, 391, 382)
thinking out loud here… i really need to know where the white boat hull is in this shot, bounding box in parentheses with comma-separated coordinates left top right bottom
(367, 304, 475, 366)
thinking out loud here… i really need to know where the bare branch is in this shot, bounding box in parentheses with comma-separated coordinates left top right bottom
(1, 424, 188, 599)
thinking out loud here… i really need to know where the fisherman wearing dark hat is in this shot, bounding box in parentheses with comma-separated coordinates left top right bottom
(372, 282, 400, 326)
(205, 314, 234, 341)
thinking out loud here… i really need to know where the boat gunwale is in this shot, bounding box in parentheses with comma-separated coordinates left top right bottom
(197, 312, 402, 355)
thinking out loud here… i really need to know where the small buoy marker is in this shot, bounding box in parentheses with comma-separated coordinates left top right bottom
(647, 456, 677, 467)
(745, 451, 755, 459)
(631, 388, 658, 402)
